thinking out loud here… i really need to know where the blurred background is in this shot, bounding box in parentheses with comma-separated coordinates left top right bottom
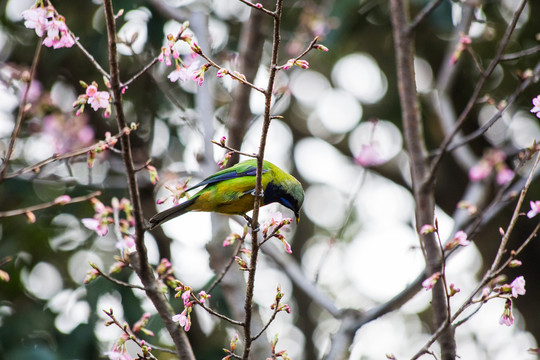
(1, 0, 540, 359)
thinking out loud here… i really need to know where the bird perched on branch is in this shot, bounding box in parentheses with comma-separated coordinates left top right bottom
(148, 159, 304, 230)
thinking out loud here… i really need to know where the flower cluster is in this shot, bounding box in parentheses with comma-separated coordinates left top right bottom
(262, 212, 293, 254)
(222, 333, 239, 360)
(283, 58, 309, 70)
(157, 23, 217, 88)
(270, 284, 291, 314)
(104, 333, 132, 360)
(132, 312, 154, 337)
(73, 81, 111, 117)
(422, 271, 441, 291)
(444, 230, 471, 250)
(469, 149, 514, 185)
(156, 258, 177, 288)
(82, 198, 113, 237)
(223, 228, 245, 247)
(156, 179, 190, 205)
(87, 131, 120, 168)
(22, 3, 75, 49)
(172, 284, 209, 332)
(268, 333, 292, 360)
(498, 276, 526, 299)
(450, 33, 471, 65)
(81, 197, 135, 257)
(218, 151, 233, 169)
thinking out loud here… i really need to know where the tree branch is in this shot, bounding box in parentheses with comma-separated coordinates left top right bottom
(0, 41, 42, 184)
(389, 0, 455, 358)
(102, 1, 195, 359)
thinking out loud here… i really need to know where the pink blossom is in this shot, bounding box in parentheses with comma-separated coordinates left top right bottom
(0, 269, 10, 282)
(527, 200, 540, 218)
(198, 291, 210, 304)
(172, 309, 191, 331)
(105, 338, 133, 360)
(181, 288, 192, 306)
(190, 64, 209, 86)
(82, 218, 109, 236)
(422, 272, 441, 291)
(510, 276, 526, 298)
(283, 59, 295, 70)
(355, 143, 384, 167)
(281, 237, 292, 254)
(54, 195, 71, 205)
(496, 167, 514, 185)
(216, 68, 228, 78)
(530, 95, 540, 118)
(87, 88, 110, 111)
(314, 44, 329, 52)
(499, 299, 514, 326)
(445, 230, 470, 250)
(168, 61, 200, 83)
(22, 6, 50, 37)
(469, 161, 491, 182)
(420, 224, 435, 235)
(116, 236, 136, 254)
(509, 259, 522, 268)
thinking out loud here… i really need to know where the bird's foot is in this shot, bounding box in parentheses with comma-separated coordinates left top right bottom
(242, 214, 260, 232)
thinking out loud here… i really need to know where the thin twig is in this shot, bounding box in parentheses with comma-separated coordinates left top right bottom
(196, 51, 266, 94)
(3, 127, 132, 180)
(0, 41, 42, 184)
(275, 36, 320, 70)
(410, 151, 540, 359)
(237, 0, 276, 17)
(444, 61, 540, 152)
(427, 0, 529, 184)
(103, 309, 159, 360)
(251, 306, 279, 341)
(73, 37, 110, 80)
(0, 191, 101, 218)
(500, 45, 540, 61)
(407, 0, 444, 33)
(206, 239, 244, 294)
(489, 151, 540, 273)
(191, 295, 244, 326)
(91, 263, 146, 291)
(211, 140, 258, 159)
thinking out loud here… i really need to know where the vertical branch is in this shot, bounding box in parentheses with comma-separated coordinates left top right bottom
(227, 8, 268, 165)
(242, 1, 282, 359)
(101, 1, 194, 359)
(388, 1, 455, 359)
(0, 41, 42, 184)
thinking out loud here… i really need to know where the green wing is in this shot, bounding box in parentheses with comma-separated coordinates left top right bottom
(186, 159, 267, 191)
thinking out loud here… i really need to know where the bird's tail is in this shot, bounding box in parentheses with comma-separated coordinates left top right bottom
(148, 197, 197, 230)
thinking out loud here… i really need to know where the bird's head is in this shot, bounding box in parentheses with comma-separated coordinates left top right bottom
(264, 175, 304, 223)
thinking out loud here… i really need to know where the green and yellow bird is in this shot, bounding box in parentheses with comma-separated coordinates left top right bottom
(148, 159, 304, 230)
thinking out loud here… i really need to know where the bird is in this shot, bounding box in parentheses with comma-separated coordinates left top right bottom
(148, 159, 304, 230)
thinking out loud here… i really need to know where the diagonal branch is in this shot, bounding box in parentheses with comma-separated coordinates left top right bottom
(0, 41, 42, 184)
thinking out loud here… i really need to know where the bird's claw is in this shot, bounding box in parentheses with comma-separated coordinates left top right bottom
(242, 214, 260, 232)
